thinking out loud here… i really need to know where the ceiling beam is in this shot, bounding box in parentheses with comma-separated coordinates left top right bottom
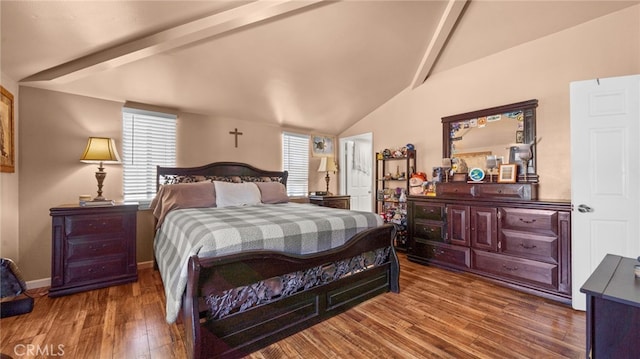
(410, 0, 468, 89)
(21, 0, 324, 83)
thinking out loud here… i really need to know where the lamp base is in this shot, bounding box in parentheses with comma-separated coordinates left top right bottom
(324, 172, 334, 196)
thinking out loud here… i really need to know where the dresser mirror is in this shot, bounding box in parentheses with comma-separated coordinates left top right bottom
(441, 99, 538, 182)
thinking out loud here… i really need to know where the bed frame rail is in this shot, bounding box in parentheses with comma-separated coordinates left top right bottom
(184, 224, 399, 359)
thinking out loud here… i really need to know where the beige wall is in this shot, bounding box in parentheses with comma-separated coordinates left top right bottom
(17, 87, 336, 281)
(0, 73, 20, 262)
(341, 5, 640, 200)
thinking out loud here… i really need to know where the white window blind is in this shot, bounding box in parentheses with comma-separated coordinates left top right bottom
(282, 132, 309, 196)
(122, 107, 176, 205)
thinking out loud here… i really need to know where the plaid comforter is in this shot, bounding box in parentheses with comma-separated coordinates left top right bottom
(154, 202, 383, 323)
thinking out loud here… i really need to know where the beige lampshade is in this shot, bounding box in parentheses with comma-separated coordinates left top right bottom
(80, 137, 121, 163)
(317, 157, 337, 172)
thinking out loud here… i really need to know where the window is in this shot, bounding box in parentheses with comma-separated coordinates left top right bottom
(282, 132, 309, 196)
(122, 107, 176, 205)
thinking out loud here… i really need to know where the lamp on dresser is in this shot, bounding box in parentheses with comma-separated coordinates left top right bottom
(318, 157, 338, 196)
(80, 137, 121, 201)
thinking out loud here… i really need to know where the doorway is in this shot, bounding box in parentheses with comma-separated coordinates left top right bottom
(339, 133, 373, 212)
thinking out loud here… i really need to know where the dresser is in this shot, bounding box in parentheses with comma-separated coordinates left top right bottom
(308, 195, 350, 210)
(49, 204, 138, 297)
(407, 194, 571, 303)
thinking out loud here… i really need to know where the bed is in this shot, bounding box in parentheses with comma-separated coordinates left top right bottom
(152, 162, 399, 359)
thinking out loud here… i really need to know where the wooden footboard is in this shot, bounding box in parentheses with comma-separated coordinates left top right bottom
(183, 224, 399, 359)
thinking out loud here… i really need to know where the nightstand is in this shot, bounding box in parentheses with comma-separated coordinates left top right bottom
(49, 203, 138, 297)
(309, 195, 351, 210)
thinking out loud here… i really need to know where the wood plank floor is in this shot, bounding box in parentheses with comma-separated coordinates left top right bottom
(0, 254, 586, 358)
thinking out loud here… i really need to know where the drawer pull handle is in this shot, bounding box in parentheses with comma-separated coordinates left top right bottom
(519, 218, 536, 224)
(502, 264, 519, 271)
(519, 243, 537, 249)
(432, 248, 445, 256)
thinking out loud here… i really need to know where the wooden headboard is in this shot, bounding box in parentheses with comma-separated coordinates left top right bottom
(156, 162, 288, 191)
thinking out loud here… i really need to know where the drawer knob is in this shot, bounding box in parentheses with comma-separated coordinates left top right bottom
(502, 264, 519, 271)
(519, 243, 537, 250)
(519, 218, 536, 224)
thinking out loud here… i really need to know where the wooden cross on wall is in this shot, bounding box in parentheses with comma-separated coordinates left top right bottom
(229, 128, 243, 148)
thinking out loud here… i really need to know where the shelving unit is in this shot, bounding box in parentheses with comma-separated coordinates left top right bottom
(375, 149, 416, 251)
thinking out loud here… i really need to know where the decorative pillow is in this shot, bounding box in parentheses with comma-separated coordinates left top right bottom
(254, 182, 289, 204)
(214, 181, 262, 208)
(150, 181, 216, 228)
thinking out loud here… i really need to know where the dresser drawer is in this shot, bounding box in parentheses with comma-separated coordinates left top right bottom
(65, 256, 129, 285)
(472, 250, 557, 289)
(66, 237, 127, 261)
(436, 183, 474, 197)
(65, 214, 126, 237)
(500, 229, 558, 263)
(499, 208, 558, 235)
(412, 203, 444, 221)
(475, 184, 537, 200)
(412, 240, 470, 268)
(413, 219, 444, 242)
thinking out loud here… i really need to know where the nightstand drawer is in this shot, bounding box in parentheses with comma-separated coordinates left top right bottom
(65, 256, 129, 285)
(320, 199, 349, 209)
(67, 237, 127, 261)
(65, 214, 126, 236)
(309, 195, 350, 210)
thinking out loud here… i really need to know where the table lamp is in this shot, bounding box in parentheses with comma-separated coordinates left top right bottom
(80, 137, 121, 201)
(317, 157, 338, 195)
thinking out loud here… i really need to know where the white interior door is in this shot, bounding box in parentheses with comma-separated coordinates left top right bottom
(570, 74, 640, 310)
(339, 133, 372, 212)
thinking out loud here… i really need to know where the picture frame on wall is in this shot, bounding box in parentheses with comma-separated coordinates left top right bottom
(311, 135, 334, 157)
(1, 86, 15, 173)
(498, 164, 517, 183)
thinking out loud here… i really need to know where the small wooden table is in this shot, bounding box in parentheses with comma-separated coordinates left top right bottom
(308, 195, 350, 210)
(580, 254, 640, 358)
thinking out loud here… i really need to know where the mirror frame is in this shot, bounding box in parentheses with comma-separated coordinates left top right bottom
(441, 99, 539, 182)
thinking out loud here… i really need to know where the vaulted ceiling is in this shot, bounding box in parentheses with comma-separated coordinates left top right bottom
(2, 0, 637, 134)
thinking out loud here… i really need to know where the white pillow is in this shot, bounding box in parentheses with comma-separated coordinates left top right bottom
(213, 181, 262, 208)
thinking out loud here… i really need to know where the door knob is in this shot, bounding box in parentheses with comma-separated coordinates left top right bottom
(577, 204, 594, 213)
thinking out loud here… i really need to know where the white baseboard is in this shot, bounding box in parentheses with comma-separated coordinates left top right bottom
(137, 261, 154, 269)
(26, 278, 50, 290)
(25, 261, 155, 290)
